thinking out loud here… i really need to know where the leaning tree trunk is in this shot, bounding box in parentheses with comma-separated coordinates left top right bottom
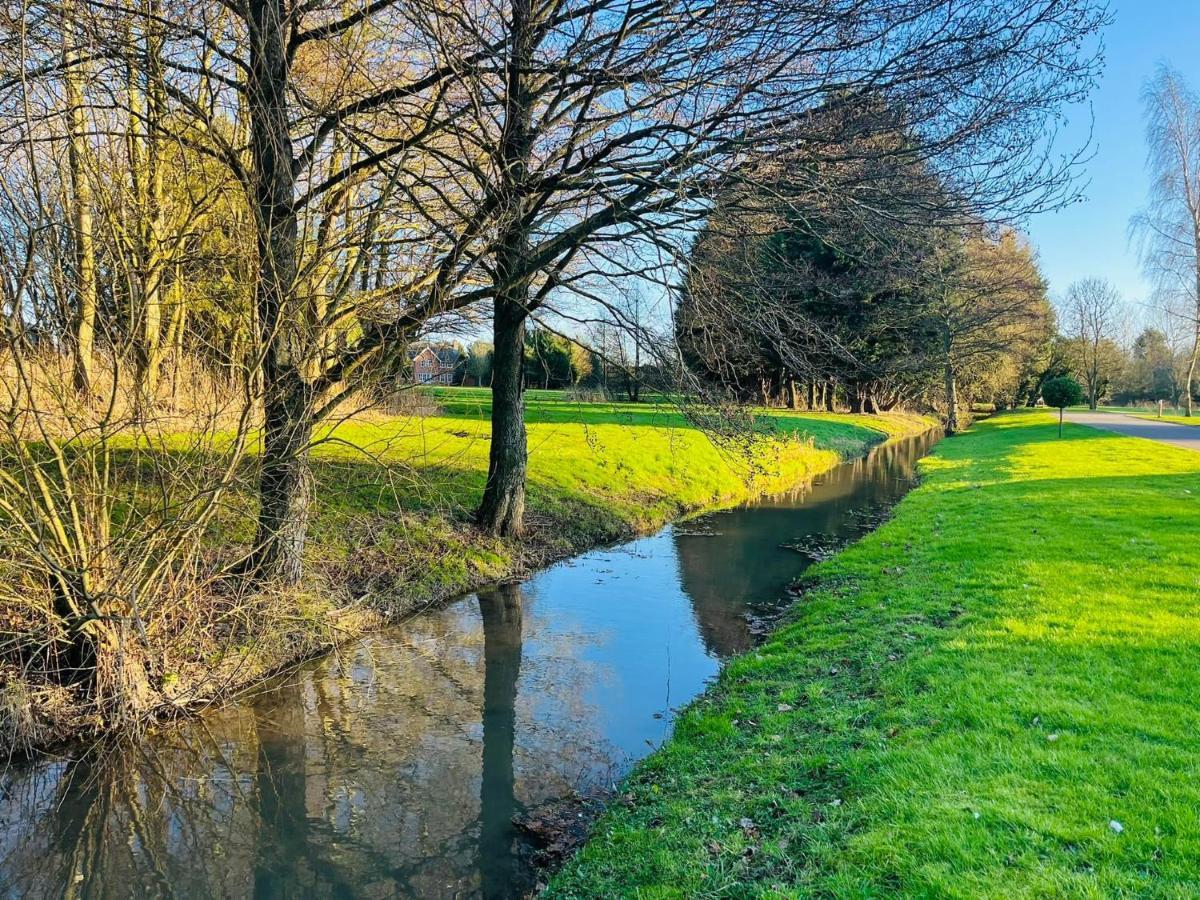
(478, 0, 534, 539)
(245, 0, 312, 585)
(478, 291, 528, 538)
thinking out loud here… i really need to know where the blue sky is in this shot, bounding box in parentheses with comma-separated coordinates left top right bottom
(1027, 0, 1200, 315)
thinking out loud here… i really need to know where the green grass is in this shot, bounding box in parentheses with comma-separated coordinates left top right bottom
(549, 409, 1200, 897)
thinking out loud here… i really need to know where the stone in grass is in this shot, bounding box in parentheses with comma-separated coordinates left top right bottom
(1109, 820, 1124, 834)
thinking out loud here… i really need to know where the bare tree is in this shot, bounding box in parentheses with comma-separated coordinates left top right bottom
(1063, 277, 1124, 410)
(424, 0, 1107, 536)
(1134, 66, 1200, 416)
(0, 0, 1108, 576)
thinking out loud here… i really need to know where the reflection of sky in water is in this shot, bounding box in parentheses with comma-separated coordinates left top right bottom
(0, 431, 937, 899)
(523, 530, 723, 769)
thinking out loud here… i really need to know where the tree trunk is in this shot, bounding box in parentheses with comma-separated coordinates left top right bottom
(806, 381, 816, 410)
(1186, 327, 1198, 417)
(251, 379, 314, 584)
(479, 293, 528, 537)
(478, 0, 534, 539)
(1189, 225, 1200, 417)
(848, 384, 864, 414)
(245, 0, 311, 585)
(65, 26, 97, 397)
(945, 379, 959, 429)
(824, 380, 836, 412)
(785, 378, 799, 409)
(136, 2, 167, 405)
(945, 362, 960, 433)
(164, 275, 185, 399)
(81, 619, 154, 726)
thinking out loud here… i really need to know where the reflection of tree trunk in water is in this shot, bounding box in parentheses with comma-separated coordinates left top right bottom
(253, 679, 312, 898)
(54, 758, 108, 898)
(478, 583, 524, 899)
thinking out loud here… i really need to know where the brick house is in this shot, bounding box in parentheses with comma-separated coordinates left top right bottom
(408, 344, 460, 384)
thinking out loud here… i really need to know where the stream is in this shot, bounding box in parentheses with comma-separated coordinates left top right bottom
(0, 429, 939, 899)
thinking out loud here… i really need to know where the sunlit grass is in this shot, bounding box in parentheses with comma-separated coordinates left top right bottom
(550, 409, 1200, 897)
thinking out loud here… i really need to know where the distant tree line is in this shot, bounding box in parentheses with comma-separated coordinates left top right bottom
(675, 133, 1053, 432)
(435, 327, 660, 399)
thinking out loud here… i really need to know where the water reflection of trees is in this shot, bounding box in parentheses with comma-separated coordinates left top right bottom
(0, 581, 619, 898)
(478, 583, 524, 899)
(675, 433, 934, 658)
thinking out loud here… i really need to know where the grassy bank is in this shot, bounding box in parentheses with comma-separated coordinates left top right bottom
(1, 390, 930, 752)
(550, 410, 1200, 896)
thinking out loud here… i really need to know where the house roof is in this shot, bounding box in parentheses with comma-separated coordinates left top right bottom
(408, 343, 461, 367)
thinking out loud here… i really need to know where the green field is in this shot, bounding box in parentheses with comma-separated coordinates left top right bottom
(550, 409, 1200, 897)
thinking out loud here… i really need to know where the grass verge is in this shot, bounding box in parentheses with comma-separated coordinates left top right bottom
(549, 409, 1200, 897)
(285, 397, 930, 651)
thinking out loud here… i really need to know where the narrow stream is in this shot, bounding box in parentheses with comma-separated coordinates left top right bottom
(0, 430, 939, 899)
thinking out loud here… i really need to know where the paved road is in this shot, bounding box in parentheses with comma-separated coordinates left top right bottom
(1064, 410, 1200, 453)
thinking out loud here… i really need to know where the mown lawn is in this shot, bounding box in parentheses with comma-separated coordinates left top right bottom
(550, 409, 1200, 897)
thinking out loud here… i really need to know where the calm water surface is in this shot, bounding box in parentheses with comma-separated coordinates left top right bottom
(0, 430, 938, 899)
